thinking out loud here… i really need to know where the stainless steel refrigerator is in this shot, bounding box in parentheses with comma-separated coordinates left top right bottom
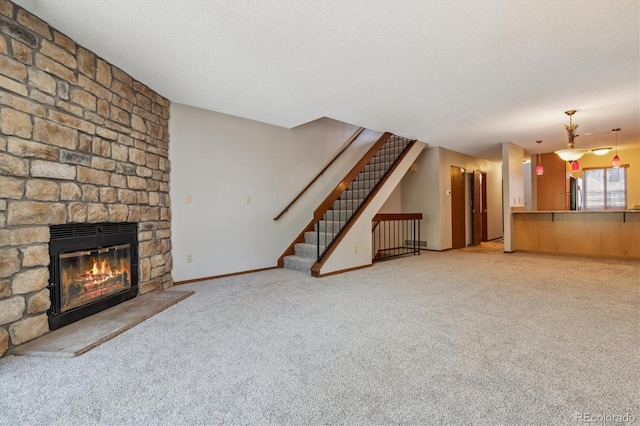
(569, 176, 583, 210)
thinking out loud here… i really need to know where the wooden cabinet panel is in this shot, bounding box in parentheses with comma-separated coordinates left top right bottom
(514, 211, 640, 259)
(536, 153, 567, 211)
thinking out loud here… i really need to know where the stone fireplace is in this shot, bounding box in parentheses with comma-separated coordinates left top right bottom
(0, 1, 173, 356)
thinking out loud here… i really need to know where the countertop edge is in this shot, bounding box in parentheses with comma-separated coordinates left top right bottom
(513, 210, 640, 214)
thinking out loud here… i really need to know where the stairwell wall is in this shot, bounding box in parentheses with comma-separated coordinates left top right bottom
(169, 103, 382, 281)
(377, 185, 402, 213)
(400, 146, 441, 249)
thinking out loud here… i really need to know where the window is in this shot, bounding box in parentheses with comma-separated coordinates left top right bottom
(583, 167, 627, 210)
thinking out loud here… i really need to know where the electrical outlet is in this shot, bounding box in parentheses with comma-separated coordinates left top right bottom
(185, 193, 192, 203)
(245, 195, 251, 205)
(186, 254, 193, 263)
(353, 245, 358, 254)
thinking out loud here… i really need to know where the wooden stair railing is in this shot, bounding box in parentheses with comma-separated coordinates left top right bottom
(372, 213, 423, 261)
(273, 127, 365, 221)
(372, 213, 423, 222)
(311, 132, 392, 223)
(372, 213, 422, 232)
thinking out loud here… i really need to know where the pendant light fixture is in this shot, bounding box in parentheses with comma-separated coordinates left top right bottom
(611, 128, 621, 168)
(591, 147, 611, 156)
(571, 160, 579, 171)
(535, 140, 544, 175)
(555, 110, 588, 161)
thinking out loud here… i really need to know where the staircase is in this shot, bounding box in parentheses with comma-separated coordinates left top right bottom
(283, 134, 414, 275)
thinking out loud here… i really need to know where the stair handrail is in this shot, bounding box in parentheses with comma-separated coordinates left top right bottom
(312, 132, 393, 222)
(273, 127, 365, 221)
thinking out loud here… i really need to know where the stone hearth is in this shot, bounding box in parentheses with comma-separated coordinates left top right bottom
(12, 289, 192, 357)
(0, 0, 173, 356)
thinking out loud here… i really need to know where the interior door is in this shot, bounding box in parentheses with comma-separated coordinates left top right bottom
(451, 166, 466, 249)
(471, 170, 482, 245)
(481, 172, 488, 242)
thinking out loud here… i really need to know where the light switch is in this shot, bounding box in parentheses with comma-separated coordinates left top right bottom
(185, 194, 192, 203)
(245, 196, 251, 205)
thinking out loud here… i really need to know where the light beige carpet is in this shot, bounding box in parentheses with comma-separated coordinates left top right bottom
(0, 249, 638, 425)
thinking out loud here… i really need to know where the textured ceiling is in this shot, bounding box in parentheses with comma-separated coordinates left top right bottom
(13, 0, 640, 161)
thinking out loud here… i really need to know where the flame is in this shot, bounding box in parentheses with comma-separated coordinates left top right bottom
(61, 249, 131, 312)
(86, 259, 118, 279)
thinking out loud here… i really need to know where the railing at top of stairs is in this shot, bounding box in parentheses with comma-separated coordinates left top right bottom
(372, 213, 423, 261)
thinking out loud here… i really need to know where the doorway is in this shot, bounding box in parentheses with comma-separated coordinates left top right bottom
(451, 166, 466, 249)
(471, 171, 489, 245)
(481, 172, 488, 242)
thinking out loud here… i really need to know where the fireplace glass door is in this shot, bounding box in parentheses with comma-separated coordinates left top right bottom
(59, 243, 132, 313)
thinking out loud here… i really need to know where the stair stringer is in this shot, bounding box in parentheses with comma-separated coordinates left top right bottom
(317, 141, 426, 276)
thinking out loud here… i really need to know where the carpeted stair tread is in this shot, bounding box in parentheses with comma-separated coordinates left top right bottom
(340, 192, 368, 201)
(324, 210, 349, 220)
(283, 255, 315, 273)
(294, 242, 325, 258)
(316, 219, 346, 232)
(304, 231, 335, 246)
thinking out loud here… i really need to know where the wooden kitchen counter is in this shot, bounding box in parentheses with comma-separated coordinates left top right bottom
(513, 210, 640, 259)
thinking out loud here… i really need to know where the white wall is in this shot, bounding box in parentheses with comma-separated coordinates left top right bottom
(377, 184, 402, 213)
(502, 142, 525, 252)
(400, 147, 441, 249)
(169, 103, 382, 281)
(524, 162, 533, 211)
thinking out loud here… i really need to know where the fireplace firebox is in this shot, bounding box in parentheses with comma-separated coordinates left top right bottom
(48, 223, 139, 330)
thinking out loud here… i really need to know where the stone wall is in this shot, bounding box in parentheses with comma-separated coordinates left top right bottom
(0, 0, 173, 356)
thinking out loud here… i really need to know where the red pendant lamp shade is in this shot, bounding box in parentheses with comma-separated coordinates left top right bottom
(612, 155, 621, 168)
(611, 128, 621, 168)
(571, 160, 579, 171)
(535, 140, 543, 176)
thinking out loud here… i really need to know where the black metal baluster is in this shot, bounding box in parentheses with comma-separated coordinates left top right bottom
(417, 218, 420, 255)
(392, 220, 396, 258)
(317, 219, 320, 262)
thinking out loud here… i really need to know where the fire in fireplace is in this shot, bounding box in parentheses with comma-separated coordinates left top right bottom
(49, 223, 138, 330)
(59, 244, 132, 313)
